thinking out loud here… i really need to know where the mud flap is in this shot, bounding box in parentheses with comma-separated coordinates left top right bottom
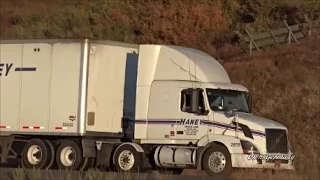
(96, 143, 115, 168)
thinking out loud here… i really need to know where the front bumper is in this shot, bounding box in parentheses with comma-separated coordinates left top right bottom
(231, 153, 295, 170)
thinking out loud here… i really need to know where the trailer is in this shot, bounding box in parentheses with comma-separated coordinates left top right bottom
(0, 39, 294, 177)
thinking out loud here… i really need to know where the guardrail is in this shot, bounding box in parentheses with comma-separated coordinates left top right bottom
(236, 18, 320, 54)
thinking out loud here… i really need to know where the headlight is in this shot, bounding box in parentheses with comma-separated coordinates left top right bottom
(240, 140, 260, 154)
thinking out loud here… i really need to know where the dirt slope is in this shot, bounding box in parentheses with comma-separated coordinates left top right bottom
(223, 38, 320, 180)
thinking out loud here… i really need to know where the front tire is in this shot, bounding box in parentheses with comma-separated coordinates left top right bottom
(202, 144, 232, 178)
(113, 144, 144, 173)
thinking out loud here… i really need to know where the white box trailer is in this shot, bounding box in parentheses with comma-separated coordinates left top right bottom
(0, 39, 138, 136)
(0, 39, 294, 178)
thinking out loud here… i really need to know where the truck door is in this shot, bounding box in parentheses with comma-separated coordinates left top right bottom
(174, 86, 210, 140)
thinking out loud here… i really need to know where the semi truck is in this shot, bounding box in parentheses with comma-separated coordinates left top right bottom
(0, 39, 294, 178)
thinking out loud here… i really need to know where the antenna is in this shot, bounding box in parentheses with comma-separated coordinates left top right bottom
(193, 47, 197, 88)
(187, 49, 193, 88)
(193, 41, 200, 89)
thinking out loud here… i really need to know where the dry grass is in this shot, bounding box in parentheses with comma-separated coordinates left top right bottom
(223, 37, 320, 180)
(10, 168, 153, 180)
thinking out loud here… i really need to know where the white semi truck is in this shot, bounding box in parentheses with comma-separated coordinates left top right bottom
(0, 39, 294, 177)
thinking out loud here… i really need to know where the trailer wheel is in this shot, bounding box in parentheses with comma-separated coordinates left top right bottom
(43, 140, 55, 169)
(21, 139, 49, 169)
(55, 140, 83, 170)
(202, 144, 232, 178)
(113, 144, 143, 173)
(79, 157, 94, 171)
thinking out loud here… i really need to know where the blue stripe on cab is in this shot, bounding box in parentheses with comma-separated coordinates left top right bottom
(15, 67, 37, 71)
(134, 119, 266, 137)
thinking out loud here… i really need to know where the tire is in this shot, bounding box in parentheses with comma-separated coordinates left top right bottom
(55, 140, 84, 170)
(202, 144, 232, 178)
(43, 140, 55, 169)
(21, 139, 49, 169)
(0, 144, 2, 156)
(113, 144, 144, 173)
(79, 157, 94, 171)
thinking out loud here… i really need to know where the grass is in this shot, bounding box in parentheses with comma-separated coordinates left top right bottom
(9, 167, 174, 180)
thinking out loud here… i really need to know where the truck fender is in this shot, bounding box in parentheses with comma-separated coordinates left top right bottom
(112, 142, 144, 165)
(196, 134, 243, 170)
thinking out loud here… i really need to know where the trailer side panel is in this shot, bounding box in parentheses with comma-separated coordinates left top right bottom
(49, 42, 82, 133)
(0, 41, 83, 135)
(86, 43, 139, 135)
(0, 44, 23, 132)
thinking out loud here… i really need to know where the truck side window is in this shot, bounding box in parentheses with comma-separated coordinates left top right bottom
(180, 89, 205, 113)
(181, 90, 191, 112)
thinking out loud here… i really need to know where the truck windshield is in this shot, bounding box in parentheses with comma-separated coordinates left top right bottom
(206, 89, 250, 113)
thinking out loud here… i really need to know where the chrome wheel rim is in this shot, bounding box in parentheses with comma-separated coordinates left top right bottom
(118, 150, 135, 171)
(208, 151, 226, 173)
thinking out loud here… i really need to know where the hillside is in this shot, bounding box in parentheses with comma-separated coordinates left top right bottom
(224, 38, 320, 180)
(1, 0, 319, 59)
(1, 0, 320, 179)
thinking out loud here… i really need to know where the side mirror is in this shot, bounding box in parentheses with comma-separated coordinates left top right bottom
(191, 89, 200, 113)
(225, 108, 237, 118)
(203, 109, 209, 115)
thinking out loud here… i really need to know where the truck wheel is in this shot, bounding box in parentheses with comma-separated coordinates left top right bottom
(202, 144, 232, 178)
(79, 157, 94, 171)
(43, 140, 55, 169)
(55, 140, 83, 170)
(21, 139, 49, 169)
(0, 144, 2, 156)
(113, 144, 144, 173)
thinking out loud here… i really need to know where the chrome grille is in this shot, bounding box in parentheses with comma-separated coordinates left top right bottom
(265, 129, 288, 153)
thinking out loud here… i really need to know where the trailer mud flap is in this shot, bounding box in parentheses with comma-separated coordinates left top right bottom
(96, 143, 115, 168)
(82, 139, 96, 158)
